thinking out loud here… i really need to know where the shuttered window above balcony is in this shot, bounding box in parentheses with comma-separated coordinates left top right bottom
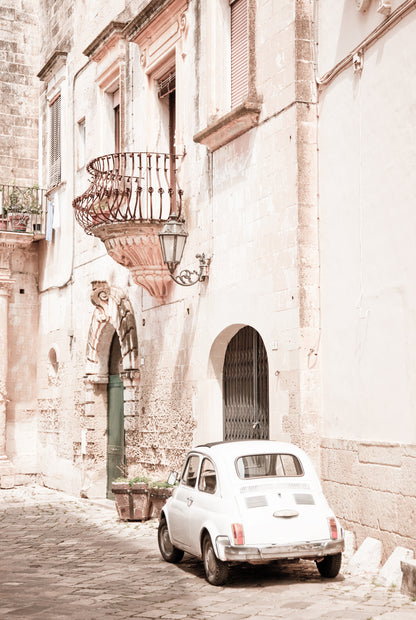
(49, 95, 61, 187)
(193, 0, 261, 152)
(231, 0, 249, 108)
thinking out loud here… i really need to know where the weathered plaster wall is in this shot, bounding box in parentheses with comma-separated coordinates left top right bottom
(6, 246, 40, 474)
(318, 1, 416, 554)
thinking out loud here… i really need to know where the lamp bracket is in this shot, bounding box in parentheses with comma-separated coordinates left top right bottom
(168, 253, 211, 286)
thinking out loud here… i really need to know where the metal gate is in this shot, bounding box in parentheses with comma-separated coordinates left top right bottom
(223, 326, 269, 440)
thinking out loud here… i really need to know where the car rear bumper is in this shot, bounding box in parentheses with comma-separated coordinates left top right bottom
(218, 538, 344, 562)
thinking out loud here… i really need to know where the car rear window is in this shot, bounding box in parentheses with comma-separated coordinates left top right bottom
(235, 453, 303, 479)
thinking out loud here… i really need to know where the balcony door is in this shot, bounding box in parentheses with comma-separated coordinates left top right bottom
(223, 326, 269, 441)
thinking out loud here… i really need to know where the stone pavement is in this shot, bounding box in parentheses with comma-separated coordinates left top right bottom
(0, 485, 415, 620)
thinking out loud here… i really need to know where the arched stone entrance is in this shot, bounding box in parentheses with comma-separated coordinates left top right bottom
(82, 281, 140, 498)
(207, 325, 269, 442)
(223, 326, 269, 440)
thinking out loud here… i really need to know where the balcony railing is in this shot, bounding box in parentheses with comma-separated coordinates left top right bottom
(0, 184, 47, 236)
(73, 152, 183, 234)
(72, 152, 184, 301)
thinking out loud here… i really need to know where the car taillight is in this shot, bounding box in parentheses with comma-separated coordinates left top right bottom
(328, 517, 338, 540)
(232, 523, 245, 545)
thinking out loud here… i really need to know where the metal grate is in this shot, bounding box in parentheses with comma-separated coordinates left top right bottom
(223, 326, 269, 440)
(245, 495, 268, 508)
(294, 493, 315, 505)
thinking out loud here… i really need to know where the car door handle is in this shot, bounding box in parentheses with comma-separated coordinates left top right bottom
(187, 497, 193, 507)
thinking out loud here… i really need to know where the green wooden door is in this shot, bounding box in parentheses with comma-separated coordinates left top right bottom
(107, 374, 125, 499)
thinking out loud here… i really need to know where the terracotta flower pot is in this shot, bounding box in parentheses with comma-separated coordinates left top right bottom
(8, 213, 29, 231)
(112, 482, 131, 521)
(130, 483, 151, 521)
(148, 487, 173, 519)
(111, 481, 151, 521)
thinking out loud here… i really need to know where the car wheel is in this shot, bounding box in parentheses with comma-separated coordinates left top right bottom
(316, 552, 342, 578)
(157, 518, 184, 563)
(202, 534, 229, 586)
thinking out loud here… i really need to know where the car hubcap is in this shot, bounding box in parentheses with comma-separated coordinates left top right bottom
(162, 527, 172, 553)
(206, 545, 215, 575)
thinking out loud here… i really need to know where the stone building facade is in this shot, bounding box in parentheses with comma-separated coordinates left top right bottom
(0, 0, 415, 560)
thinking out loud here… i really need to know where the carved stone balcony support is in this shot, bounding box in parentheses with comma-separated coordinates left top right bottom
(73, 152, 183, 301)
(94, 222, 172, 301)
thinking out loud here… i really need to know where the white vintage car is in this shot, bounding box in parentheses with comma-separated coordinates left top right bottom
(158, 440, 344, 585)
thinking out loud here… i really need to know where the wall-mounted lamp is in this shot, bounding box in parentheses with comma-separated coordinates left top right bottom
(159, 215, 211, 286)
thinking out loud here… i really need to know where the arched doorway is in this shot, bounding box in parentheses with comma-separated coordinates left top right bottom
(223, 326, 269, 440)
(106, 332, 125, 499)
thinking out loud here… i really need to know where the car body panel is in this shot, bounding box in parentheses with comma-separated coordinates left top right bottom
(161, 440, 344, 565)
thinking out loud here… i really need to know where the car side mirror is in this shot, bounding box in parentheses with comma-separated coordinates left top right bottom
(167, 471, 178, 486)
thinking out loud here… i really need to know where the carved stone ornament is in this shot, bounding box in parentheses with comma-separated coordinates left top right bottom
(355, 0, 371, 11)
(86, 281, 139, 376)
(94, 223, 172, 302)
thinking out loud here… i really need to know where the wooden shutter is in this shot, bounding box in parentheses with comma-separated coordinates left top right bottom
(49, 95, 61, 186)
(230, 0, 249, 108)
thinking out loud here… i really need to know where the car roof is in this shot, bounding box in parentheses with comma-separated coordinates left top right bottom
(194, 439, 308, 461)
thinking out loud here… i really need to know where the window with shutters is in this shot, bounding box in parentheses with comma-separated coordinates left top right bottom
(193, 0, 261, 152)
(49, 95, 61, 187)
(230, 0, 250, 109)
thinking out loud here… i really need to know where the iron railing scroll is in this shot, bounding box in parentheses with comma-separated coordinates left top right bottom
(73, 152, 183, 235)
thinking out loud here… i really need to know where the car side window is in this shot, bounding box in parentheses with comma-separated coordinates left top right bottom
(198, 458, 217, 494)
(181, 455, 200, 488)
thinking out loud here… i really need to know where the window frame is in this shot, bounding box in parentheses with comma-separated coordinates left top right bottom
(49, 94, 61, 187)
(235, 453, 304, 480)
(198, 457, 218, 495)
(180, 454, 201, 488)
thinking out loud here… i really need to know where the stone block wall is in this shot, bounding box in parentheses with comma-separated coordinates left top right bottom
(0, 1, 39, 185)
(322, 438, 416, 560)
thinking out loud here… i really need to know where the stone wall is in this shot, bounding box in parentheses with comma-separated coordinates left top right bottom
(322, 438, 416, 560)
(0, 0, 39, 185)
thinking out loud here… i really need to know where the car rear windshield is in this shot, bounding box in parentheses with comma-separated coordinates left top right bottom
(235, 453, 303, 479)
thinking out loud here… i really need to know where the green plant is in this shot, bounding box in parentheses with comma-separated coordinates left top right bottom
(113, 475, 151, 487)
(6, 184, 40, 214)
(149, 480, 173, 488)
(113, 475, 173, 488)
(128, 475, 151, 487)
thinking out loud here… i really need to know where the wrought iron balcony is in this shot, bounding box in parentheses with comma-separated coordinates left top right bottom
(0, 184, 47, 237)
(73, 152, 183, 301)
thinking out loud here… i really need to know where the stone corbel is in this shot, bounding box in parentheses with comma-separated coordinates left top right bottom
(84, 373, 109, 385)
(355, 0, 371, 12)
(120, 369, 140, 387)
(355, 0, 391, 14)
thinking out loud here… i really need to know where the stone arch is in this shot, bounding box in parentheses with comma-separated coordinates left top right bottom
(206, 324, 269, 441)
(85, 281, 139, 382)
(80, 281, 140, 498)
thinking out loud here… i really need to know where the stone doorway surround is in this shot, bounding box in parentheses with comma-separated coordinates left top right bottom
(81, 281, 140, 498)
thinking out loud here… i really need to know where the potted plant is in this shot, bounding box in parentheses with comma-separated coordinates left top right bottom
(112, 475, 151, 522)
(6, 184, 40, 232)
(111, 475, 174, 521)
(148, 480, 174, 519)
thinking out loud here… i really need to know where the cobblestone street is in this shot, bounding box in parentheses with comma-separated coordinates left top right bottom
(0, 485, 415, 620)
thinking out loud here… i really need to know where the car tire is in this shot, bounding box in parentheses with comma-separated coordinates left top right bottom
(316, 552, 342, 578)
(158, 518, 184, 564)
(202, 534, 229, 586)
